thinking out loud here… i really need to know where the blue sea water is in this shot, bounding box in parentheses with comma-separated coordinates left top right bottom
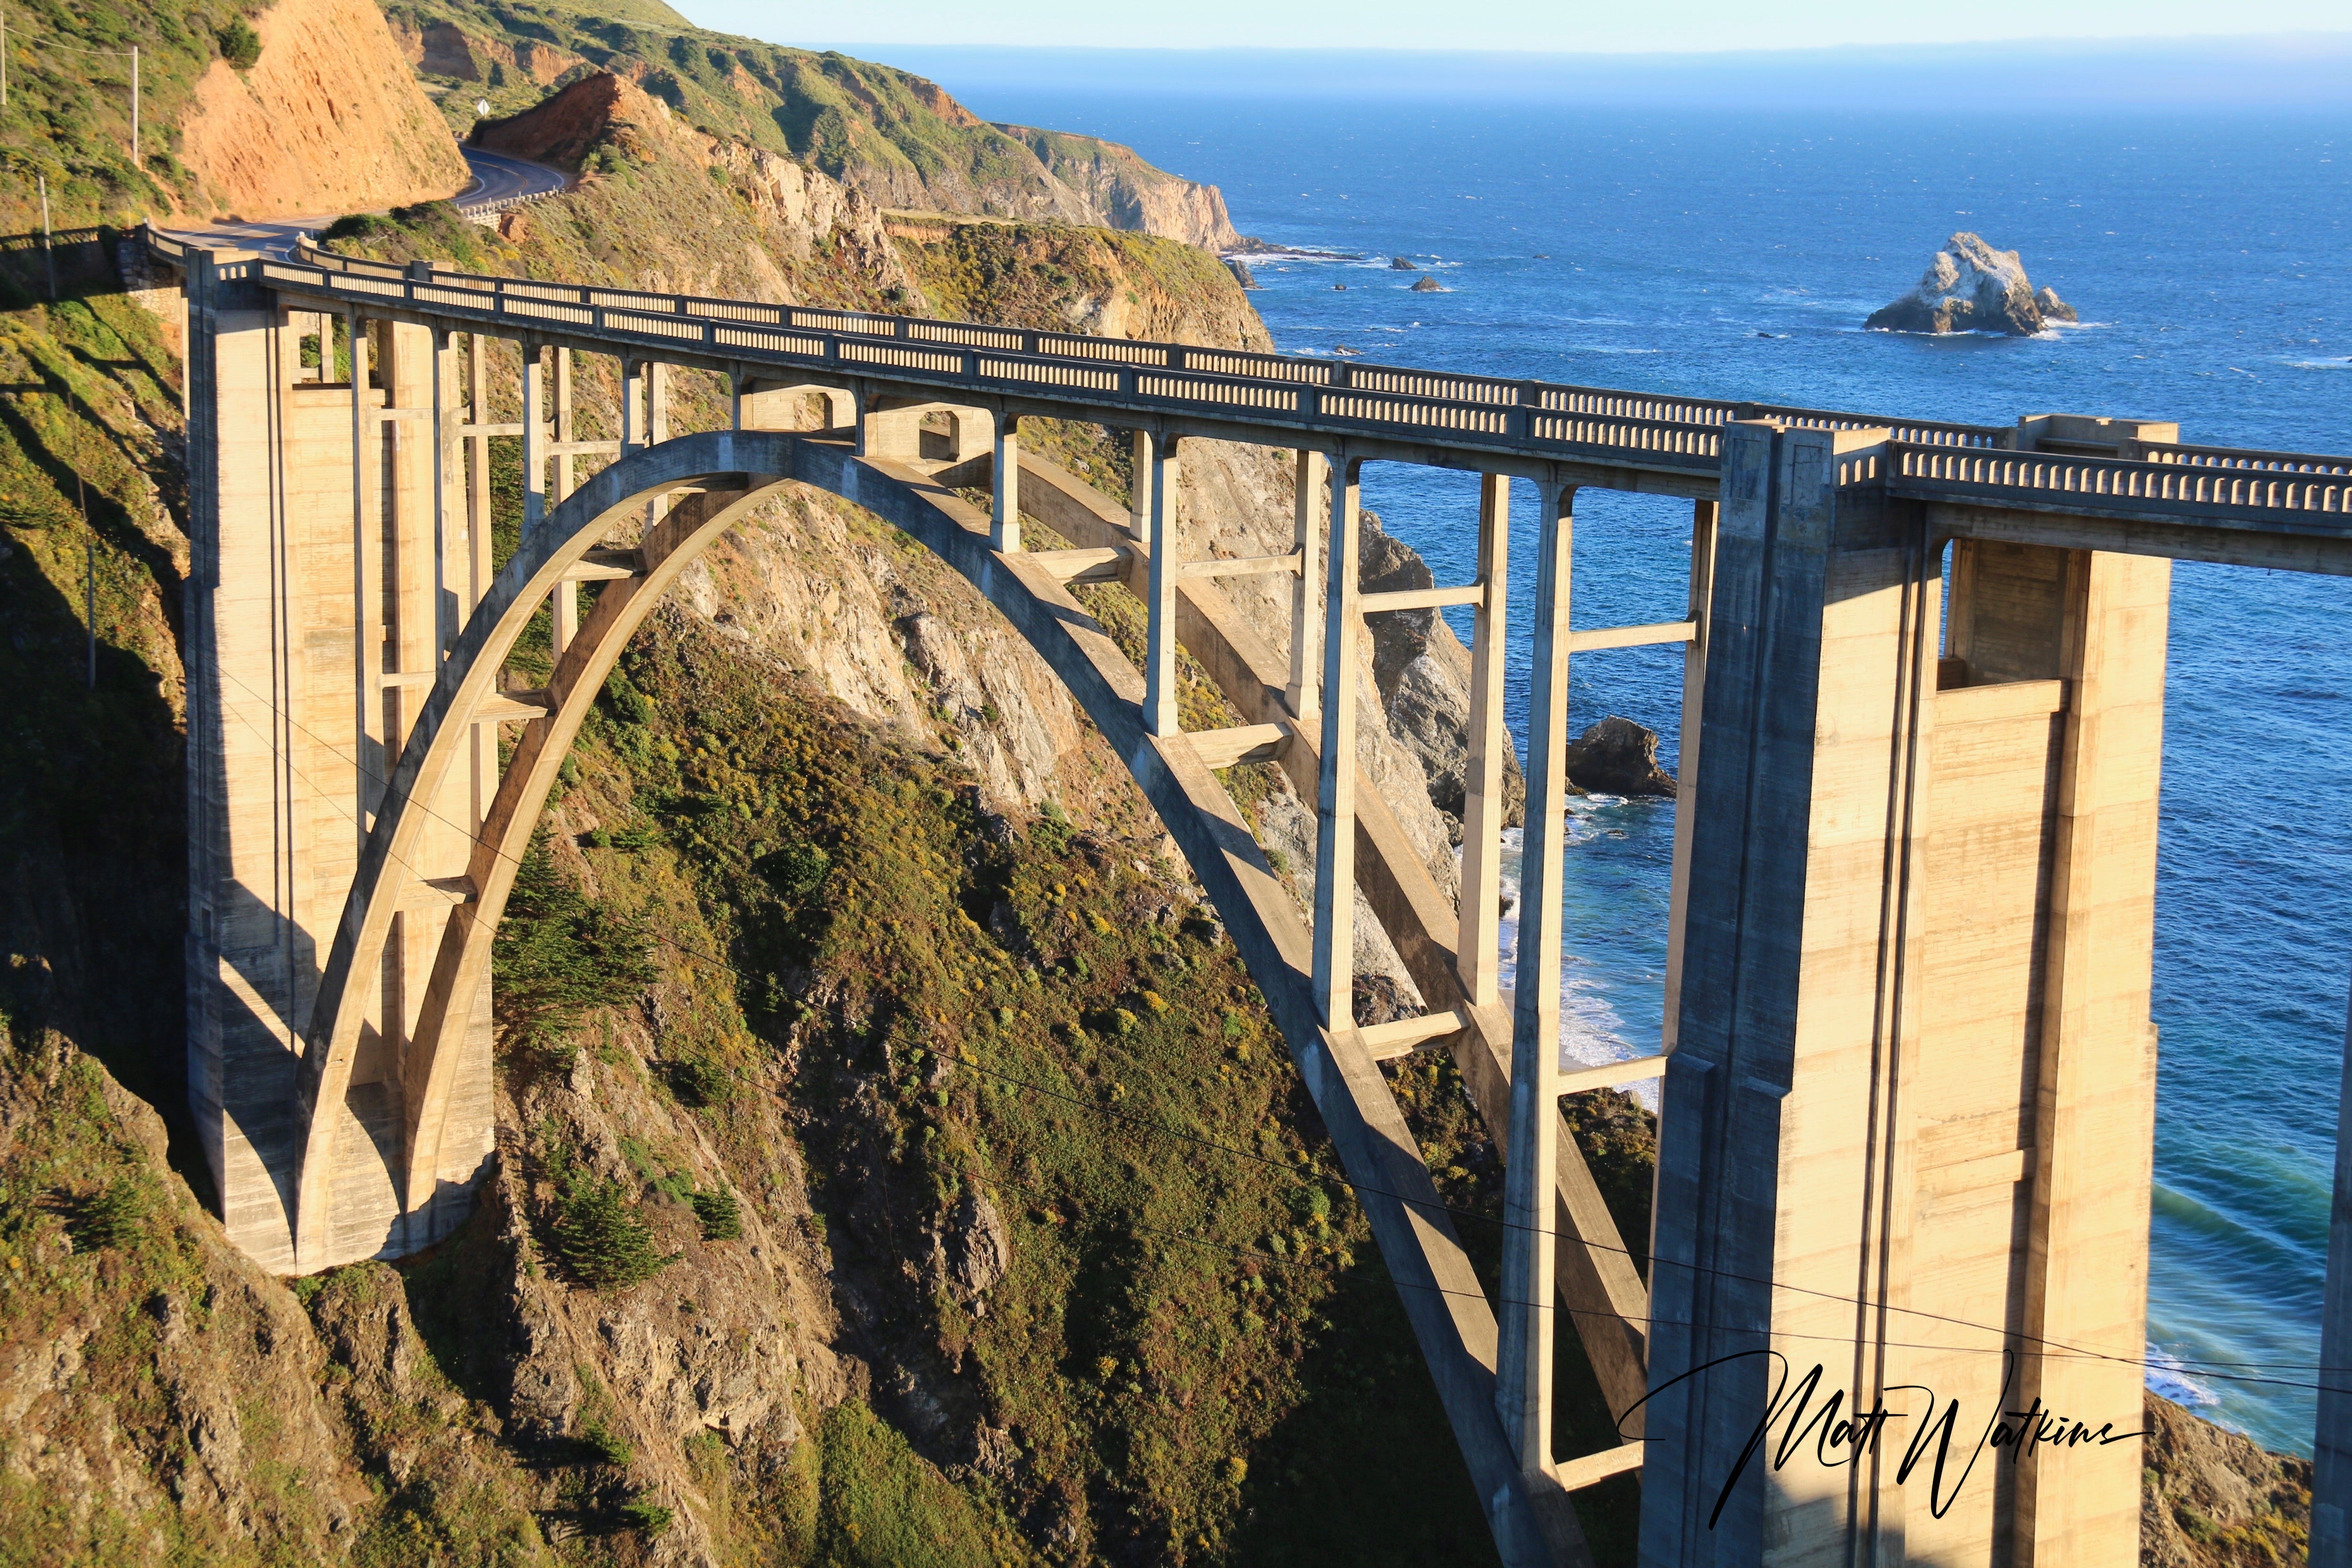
(933, 86, 2352, 1453)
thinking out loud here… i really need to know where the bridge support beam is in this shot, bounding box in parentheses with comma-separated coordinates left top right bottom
(1644, 420, 2167, 1565)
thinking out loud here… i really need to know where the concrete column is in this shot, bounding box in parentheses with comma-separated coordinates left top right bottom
(349, 313, 383, 833)
(1644, 422, 1930, 1564)
(551, 346, 574, 504)
(1144, 436, 1183, 736)
(992, 414, 1021, 554)
(550, 345, 577, 653)
(1309, 455, 1364, 1030)
(1129, 427, 1154, 542)
(1658, 498, 1719, 1056)
(520, 341, 545, 544)
(1457, 473, 1512, 1009)
(1285, 449, 1327, 728)
(621, 358, 648, 454)
(2318, 1015, 2352, 1564)
(1496, 477, 1573, 1480)
(185, 251, 306, 1271)
(465, 336, 493, 834)
(2012, 546, 2171, 1563)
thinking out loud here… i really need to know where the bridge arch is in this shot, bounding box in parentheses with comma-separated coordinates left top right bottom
(295, 431, 813, 1268)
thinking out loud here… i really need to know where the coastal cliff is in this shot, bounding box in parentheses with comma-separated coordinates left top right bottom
(390, 0, 1250, 251)
(0, 24, 2313, 1566)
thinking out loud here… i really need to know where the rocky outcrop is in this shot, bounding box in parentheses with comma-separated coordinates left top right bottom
(2140, 1394, 2310, 1565)
(387, 14, 585, 86)
(1411, 276, 1444, 293)
(1389, 256, 1417, 270)
(1000, 125, 1246, 250)
(174, 0, 470, 220)
(1562, 716, 1676, 797)
(469, 74, 915, 308)
(1865, 231, 2070, 336)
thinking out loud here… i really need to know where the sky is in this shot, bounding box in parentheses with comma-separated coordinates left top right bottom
(678, 0, 2350, 53)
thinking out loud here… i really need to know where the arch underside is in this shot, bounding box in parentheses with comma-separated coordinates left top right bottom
(296, 427, 1585, 1559)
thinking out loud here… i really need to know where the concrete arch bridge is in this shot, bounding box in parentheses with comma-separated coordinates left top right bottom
(147, 228, 2352, 1567)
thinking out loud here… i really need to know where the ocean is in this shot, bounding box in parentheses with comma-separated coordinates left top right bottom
(898, 79, 2352, 1454)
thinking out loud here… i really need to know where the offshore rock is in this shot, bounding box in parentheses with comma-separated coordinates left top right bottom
(1562, 716, 1676, 798)
(2035, 285, 2078, 323)
(1389, 256, 1418, 270)
(1226, 258, 1259, 289)
(1410, 276, 1443, 292)
(1865, 231, 2058, 336)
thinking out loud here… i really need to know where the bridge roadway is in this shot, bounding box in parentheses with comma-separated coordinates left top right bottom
(146, 225, 2352, 569)
(152, 227, 2352, 1568)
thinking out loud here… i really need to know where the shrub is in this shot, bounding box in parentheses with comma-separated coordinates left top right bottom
(618, 1498, 673, 1537)
(70, 1177, 149, 1250)
(494, 833, 656, 1053)
(690, 1185, 742, 1241)
(549, 1165, 674, 1290)
(580, 1418, 632, 1467)
(217, 18, 261, 70)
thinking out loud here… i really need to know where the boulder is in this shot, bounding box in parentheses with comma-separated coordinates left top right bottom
(1864, 232, 2061, 336)
(2035, 285, 2077, 323)
(1410, 275, 1443, 293)
(1562, 716, 1676, 798)
(1389, 256, 1417, 270)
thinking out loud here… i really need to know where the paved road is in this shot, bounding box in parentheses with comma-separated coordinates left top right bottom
(159, 145, 568, 258)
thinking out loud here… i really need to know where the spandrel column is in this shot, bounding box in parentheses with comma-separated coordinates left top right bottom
(1309, 454, 1365, 1031)
(1495, 477, 1574, 1481)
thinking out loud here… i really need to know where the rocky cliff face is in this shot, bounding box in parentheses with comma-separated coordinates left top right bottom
(1000, 126, 1244, 251)
(174, 0, 470, 220)
(394, 0, 1247, 249)
(1864, 231, 2074, 336)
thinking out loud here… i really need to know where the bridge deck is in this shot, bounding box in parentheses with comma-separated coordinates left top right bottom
(143, 226, 2352, 544)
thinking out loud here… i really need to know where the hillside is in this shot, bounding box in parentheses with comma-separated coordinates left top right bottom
(0, 0, 464, 232)
(384, 0, 1243, 248)
(0, 11, 2318, 1564)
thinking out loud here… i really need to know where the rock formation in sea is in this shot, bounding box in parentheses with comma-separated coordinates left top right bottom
(1410, 275, 1443, 293)
(1227, 258, 1259, 289)
(1389, 256, 1417, 270)
(1864, 231, 2073, 336)
(1562, 716, 1677, 797)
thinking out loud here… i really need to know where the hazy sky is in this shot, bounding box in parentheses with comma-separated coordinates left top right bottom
(678, 0, 2348, 53)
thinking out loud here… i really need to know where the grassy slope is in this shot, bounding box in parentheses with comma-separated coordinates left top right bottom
(0, 0, 268, 231)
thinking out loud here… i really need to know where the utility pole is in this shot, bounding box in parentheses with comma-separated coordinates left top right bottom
(130, 45, 139, 167)
(4, 5, 11, 111)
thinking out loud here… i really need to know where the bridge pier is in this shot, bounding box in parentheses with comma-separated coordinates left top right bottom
(1645, 420, 2167, 1565)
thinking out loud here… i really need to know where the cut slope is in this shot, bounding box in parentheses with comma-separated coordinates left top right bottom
(175, 0, 469, 219)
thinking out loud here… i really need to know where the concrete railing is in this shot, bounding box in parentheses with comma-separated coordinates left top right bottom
(141, 222, 2352, 532)
(1892, 442, 2352, 519)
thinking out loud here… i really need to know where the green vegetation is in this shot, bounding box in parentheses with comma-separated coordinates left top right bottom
(215, 17, 261, 71)
(544, 1152, 674, 1290)
(0, 0, 253, 230)
(492, 831, 656, 1060)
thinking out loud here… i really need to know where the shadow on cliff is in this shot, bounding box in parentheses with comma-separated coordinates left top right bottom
(0, 234, 203, 1198)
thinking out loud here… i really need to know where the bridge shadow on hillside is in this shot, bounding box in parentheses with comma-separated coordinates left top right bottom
(0, 226, 209, 1202)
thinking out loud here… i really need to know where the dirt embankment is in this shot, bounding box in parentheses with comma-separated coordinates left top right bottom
(174, 0, 468, 220)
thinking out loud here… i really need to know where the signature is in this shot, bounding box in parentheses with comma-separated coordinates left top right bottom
(1617, 1350, 2144, 1527)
